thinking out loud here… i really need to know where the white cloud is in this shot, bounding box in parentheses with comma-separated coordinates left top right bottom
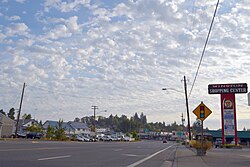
(0, 0, 249, 129)
(65, 16, 81, 33)
(5, 23, 30, 36)
(44, 0, 91, 12)
(16, 0, 26, 3)
(44, 24, 72, 39)
(6, 15, 21, 21)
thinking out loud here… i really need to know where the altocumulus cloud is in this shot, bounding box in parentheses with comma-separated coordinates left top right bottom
(0, 0, 249, 130)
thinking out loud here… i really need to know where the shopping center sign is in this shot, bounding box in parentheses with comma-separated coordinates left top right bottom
(208, 83, 248, 146)
(208, 83, 248, 94)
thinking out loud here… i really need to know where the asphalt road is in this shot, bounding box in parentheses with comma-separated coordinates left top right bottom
(0, 140, 177, 167)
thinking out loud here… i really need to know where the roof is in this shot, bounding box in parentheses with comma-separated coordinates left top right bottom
(19, 119, 38, 126)
(68, 121, 89, 130)
(208, 130, 250, 139)
(43, 120, 74, 132)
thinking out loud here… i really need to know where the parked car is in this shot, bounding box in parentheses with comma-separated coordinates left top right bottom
(76, 135, 90, 142)
(26, 132, 43, 139)
(99, 135, 112, 141)
(11, 132, 27, 138)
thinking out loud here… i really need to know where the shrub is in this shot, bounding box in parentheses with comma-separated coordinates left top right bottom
(192, 140, 212, 150)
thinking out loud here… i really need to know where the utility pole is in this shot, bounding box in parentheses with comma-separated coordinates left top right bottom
(15, 82, 26, 138)
(91, 105, 98, 140)
(183, 76, 192, 141)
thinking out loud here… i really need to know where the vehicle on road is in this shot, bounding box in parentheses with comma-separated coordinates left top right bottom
(214, 138, 222, 148)
(163, 138, 167, 143)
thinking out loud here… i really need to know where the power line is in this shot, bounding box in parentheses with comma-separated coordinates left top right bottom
(188, 0, 220, 98)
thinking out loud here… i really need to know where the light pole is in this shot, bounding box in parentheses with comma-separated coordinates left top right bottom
(162, 86, 191, 141)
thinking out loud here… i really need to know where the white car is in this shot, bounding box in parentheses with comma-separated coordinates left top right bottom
(77, 135, 90, 142)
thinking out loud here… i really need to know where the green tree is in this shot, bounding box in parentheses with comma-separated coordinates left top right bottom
(132, 131, 139, 141)
(46, 125, 55, 139)
(22, 113, 32, 120)
(54, 119, 66, 140)
(7, 108, 15, 120)
(26, 124, 42, 132)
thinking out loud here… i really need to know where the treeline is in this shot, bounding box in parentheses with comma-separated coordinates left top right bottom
(74, 112, 185, 133)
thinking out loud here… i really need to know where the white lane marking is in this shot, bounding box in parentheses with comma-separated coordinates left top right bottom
(123, 154, 138, 157)
(127, 144, 175, 167)
(37, 155, 71, 161)
(240, 155, 250, 158)
(114, 149, 123, 151)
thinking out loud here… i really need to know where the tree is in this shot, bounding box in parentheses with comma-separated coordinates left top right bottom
(46, 125, 55, 139)
(54, 119, 66, 140)
(140, 112, 147, 125)
(7, 108, 15, 120)
(74, 117, 80, 122)
(22, 113, 32, 120)
(26, 124, 42, 132)
(0, 109, 6, 115)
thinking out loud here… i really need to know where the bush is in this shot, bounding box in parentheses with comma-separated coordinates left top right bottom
(192, 140, 212, 150)
(131, 131, 140, 141)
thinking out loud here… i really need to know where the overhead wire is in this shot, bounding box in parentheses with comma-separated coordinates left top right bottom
(188, 0, 220, 98)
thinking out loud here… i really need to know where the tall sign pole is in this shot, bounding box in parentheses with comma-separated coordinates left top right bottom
(15, 83, 26, 138)
(208, 83, 248, 145)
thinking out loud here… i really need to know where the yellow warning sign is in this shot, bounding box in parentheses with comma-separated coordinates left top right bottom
(193, 101, 212, 121)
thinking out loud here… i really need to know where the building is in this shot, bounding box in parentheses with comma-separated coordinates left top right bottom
(68, 121, 91, 134)
(16, 119, 39, 133)
(43, 120, 75, 135)
(0, 113, 15, 138)
(208, 130, 250, 145)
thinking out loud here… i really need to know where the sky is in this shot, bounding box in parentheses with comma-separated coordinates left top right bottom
(0, 0, 249, 130)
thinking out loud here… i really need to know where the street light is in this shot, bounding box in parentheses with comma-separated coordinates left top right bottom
(162, 87, 184, 94)
(162, 86, 191, 141)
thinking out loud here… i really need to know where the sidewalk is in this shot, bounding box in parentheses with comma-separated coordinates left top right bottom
(172, 145, 209, 167)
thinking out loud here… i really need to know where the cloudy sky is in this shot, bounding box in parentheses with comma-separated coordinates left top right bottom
(0, 0, 249, 130)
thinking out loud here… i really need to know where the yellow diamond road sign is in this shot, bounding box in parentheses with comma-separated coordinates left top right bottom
(193, 101, 212, 121)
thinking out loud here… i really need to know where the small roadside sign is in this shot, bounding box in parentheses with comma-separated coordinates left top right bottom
(193, 101, 212, 121)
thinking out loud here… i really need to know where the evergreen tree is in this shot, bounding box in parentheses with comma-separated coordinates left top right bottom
(7, 108, 15, 120)
(54, 119, 66, 140)
(46, 125, 55, 139)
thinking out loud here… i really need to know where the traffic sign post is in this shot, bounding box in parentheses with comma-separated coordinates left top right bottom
(193, 101, 212, 156)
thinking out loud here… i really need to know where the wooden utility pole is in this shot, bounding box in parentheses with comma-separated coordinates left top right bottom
(91, 105, 98, 139)
(15, 83, 26, 138)
(183, 76, 192, 141)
